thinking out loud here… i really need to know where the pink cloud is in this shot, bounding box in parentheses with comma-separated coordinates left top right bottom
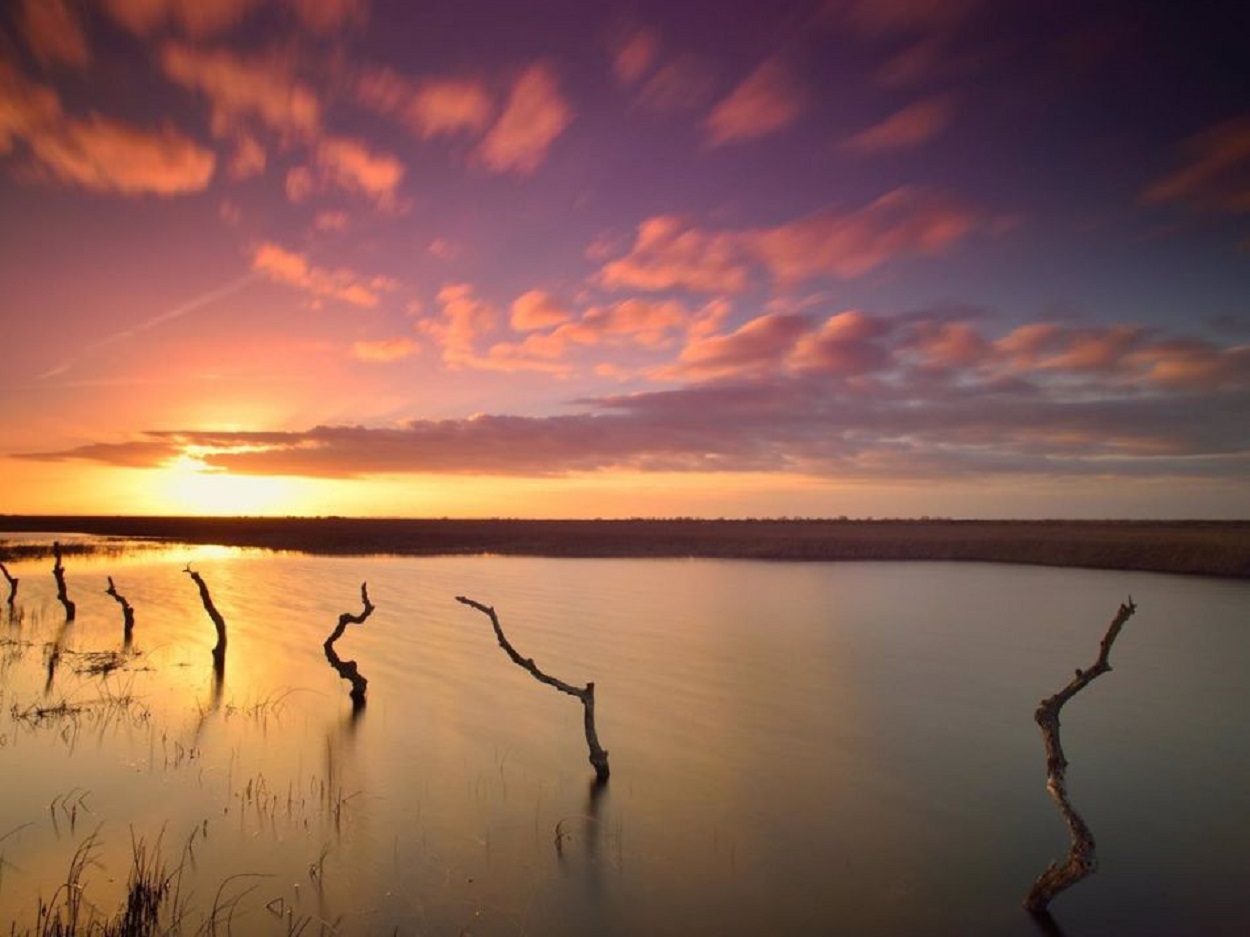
(418, 283, 500, 365)
(1141, 116, 1250, 214)
(511, 290, 571, 331)
(675, 313, 812, 378)
(314, 135, 405, 207)
(634, 57, 717, 113)
(227, 132, 265, 179)
(352, 337, 420, 363)
(789, 310, 892, 374)
(705, 58, 807, 146)
(252, 242, 381, 307)
(612, 27, 659, 86)
(597, 215, 749, 293)
(0, 62, 65, 153)
(19, 0, 91, 67)
(159, 42, 321, 138)
(285, 0, 367, 33)
(358, 67, 494, 139)
(842, 94, 956, 154)
(748, 187, 983, 282)
(908, 320, 991, 368)
(475, 62, 573, 174)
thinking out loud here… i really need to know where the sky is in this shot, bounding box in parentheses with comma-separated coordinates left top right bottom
(1, 0, 1248, 519)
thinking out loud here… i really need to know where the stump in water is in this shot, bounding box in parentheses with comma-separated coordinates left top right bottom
(52, 542, 75, 621)
(324, 583, 375, 708)
(456, 595, 610, 782)
(1, 562, 17, 605)
(105, 576, 135, 642)
(183, 565, 227, 666)
(1024, 597, 1137, 917)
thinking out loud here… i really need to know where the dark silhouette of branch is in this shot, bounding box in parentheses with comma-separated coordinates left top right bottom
(1, 562, 17, 606)
(1024, 597, 1137, 916)
(105, 576, 135, 642)
(456, 595, 610, 782)
(183, 565, 227, 665)
(324, 583, 375, 708)
(52, 542, 75, 621)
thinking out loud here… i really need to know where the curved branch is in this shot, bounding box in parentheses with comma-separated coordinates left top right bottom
(456, 595, 610, 782)
(52, 542, 76, 621)
(1024, 597, 1137, 915)
(324, 583, 375, 707)
(105, 576, 135, 641)
(1, 562, 17, 606)
(183, 565, 227, 664)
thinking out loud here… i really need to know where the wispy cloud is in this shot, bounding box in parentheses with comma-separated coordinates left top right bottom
(357, 67, 494, 139)
(611, 27, 659, 86)
(705, 58, 807, 146)
(313, 135, 405, 207)
(251, 242, 384, 307)
(18, 0, 91, 67)
(1142, 115, 1250, 214)
(841, 94, 956, 153)
(474, 62, 573, 174)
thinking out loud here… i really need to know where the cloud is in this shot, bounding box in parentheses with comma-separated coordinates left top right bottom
(673, 313, 812, 378)
(159, 42, 321, 137)
(598, 189, 989, 293)
(352, 337, 419, 362)
(511, 290, 571, 331)
(19, 0, 91, 67)
(597, 215, 750, 293)
(227, 132, 265, 178)
(705, 58, 807, 146)
(475, 62, 573, 174)
(841, 94, 956, 153)
(418, 283, 500, 365)
(285, 0, 367, 33)
(747, 187, 985, 282)
(101, 0, 366, 37)
(285, 166, 313, 202)
(357, 67, 493, 139)
(826, 0, 983, 38)
(251, 242, 381, 307)
(611, 27, 659, 86)
(313, 135, 404, 207)
(1141, 116, 1250, 214)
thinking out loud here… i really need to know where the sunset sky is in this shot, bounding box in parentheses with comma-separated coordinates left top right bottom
(2, 0, 1248, 518)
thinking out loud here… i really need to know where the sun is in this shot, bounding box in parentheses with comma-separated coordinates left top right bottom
(156, 452, 309, 515)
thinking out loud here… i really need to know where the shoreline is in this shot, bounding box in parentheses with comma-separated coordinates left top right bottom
(2, 515, 1248, 578)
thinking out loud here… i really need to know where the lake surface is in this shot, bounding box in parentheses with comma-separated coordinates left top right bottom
(1, 542, 1247, 935)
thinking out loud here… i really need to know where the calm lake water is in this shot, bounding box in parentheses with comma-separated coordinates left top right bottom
(1, 541, 1247, 935)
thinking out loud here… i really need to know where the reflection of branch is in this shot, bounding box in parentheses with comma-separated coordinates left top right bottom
(1024, 597, 1137, 916)
(105, 576, 135, 641)
(324, 583, 375, 707)
(1, 562, 17, 605)
(53, 542, 76, 621)
(456, 595, 610, 782)
(183, 565, 227, 664)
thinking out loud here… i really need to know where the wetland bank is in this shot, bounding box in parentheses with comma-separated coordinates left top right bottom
(1, 530, 1248, 934)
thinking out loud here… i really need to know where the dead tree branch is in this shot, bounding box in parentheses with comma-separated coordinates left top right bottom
(456, 595, 610, 782)
(324, 583, 375, 707)
(52, 542, 75, 621)
(105, 576, 135, 641)
(183, 565, 227, 665)
(1, 562, 17, 605)
(1024, 597, 1137, 916)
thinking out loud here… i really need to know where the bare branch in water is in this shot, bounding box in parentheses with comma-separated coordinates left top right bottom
(105, 576, 136, 641)
(183, 565, 227, 665)
(1024, 597, 1137, 916)
(456, 595, 610, 782)
(1, 561, 17, 605)
(324, 582, 375, 707)
(53, 542, 75, 621)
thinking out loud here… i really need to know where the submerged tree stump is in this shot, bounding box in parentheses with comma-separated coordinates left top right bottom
(183, 565, 227, 665)
(1, 561, 17, 606)
(105, 576, 136, 642)
(52, 542, 75, 621)
(324, 583, 375, 707)
(456, 595, 610, 782)
(1024, 597, 1137, 916)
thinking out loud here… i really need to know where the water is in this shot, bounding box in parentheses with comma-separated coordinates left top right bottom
(0, 542, 1247, 935)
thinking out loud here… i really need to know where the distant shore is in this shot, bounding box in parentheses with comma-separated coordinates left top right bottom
(2, 515, 1248, 578)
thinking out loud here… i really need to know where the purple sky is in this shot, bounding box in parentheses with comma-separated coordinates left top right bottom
(1, 0, 1248, 517)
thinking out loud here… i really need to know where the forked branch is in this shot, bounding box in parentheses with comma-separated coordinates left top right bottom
(52, 542, 76, 621)
(456, 595, 610, 782)
(183, 565, 227, 664)
(1024, 597, 1137, 916)
(324, 583, 375, 707)
(1, 561, 17, 605)
(105, 576, 135, 641)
